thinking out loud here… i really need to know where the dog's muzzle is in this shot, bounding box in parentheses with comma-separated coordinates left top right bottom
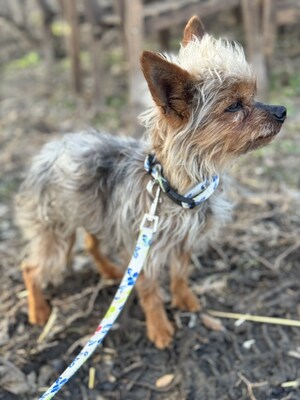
(254, 101, 287, 123)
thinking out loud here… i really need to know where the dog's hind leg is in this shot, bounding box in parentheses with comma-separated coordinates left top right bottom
(22, 264, 51, 326)
(136, 274, 174, 349)
(170, 252, 201, 312)
(22, 230, 76, 325)
(85, 232, 123, 279)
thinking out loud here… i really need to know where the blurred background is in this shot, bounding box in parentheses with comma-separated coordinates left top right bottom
(0, 1, 300, 400)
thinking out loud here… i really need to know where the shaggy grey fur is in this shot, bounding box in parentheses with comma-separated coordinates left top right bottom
(15, 129, 231, 286)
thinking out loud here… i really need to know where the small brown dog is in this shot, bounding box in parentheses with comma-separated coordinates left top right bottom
(16, 16, 286, 349)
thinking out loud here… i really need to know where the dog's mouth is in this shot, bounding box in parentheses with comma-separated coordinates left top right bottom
(245, 128, 279, 152)
(255, 130, 278, 142)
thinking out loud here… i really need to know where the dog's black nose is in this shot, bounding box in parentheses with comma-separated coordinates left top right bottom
(273, 106, 287, 123)
(254, 102, 287, 123)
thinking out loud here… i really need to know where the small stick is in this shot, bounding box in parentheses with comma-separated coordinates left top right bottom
(208, 310, 300, 327)
(273, 241, 300, 270)
(281, 380, 299, 388)
(37, 307, 58, 343)
(88, 367, 96, 390)
(237, 372, 268, 400)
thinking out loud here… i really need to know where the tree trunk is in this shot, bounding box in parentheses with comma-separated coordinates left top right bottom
(60, 0, 82, 94)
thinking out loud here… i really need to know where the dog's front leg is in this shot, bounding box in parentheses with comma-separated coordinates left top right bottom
(85, 232, 123, 279)
(170, 252, 201, 312)
(136, 273, 174, 349)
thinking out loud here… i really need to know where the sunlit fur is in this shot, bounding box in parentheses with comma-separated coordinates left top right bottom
(179, 35, 252, 79)
(15, 16, 285, 348)
(140, 35, 282, 193)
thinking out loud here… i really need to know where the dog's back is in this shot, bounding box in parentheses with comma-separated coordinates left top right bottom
(15, 130, 144, 285)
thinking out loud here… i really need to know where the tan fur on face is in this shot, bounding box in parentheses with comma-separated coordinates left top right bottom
(189, 78, 282, 164)
(140, 20, 282, 193)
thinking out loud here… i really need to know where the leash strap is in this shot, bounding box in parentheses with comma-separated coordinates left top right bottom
(39, 187, 161, 400)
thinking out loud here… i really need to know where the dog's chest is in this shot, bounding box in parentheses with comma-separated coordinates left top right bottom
(158, 189, 232, 253)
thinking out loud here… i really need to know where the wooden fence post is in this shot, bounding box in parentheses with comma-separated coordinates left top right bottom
(36, 0, 55, 80)
(60, 0, 82, 94)
(262, 0, 276, 72)
(83, 0, 104, 108)
(123, 0, 145, 125)
(241, 0, 268, 99)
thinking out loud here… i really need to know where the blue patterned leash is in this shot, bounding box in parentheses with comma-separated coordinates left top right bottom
(39, 186, 161, 399)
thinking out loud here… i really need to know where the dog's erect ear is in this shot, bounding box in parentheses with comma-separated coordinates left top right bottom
(141, 51, 194, 119)
(182, 15, 205, 47)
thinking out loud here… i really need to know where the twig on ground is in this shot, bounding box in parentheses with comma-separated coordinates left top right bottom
(246, 248, 275, 270)
(281, 379, 299, 389)
(209, 241, 230, 264)
(118, 360, 144, 378)
(237, 372, 268, 400)
(208, 310, 300, 327)
(37, 279, 110, 344)
(37, 307, 58, 343)
(191, 254, 202, 270)
(273, 241, 300, 270)
(88, 367, 96, 389)
(287, 350, 300, 360)
(193, 277, 227, 295)
(67, 335, 92, 355)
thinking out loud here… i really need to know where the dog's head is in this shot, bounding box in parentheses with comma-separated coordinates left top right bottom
(140, 16, 286, 187)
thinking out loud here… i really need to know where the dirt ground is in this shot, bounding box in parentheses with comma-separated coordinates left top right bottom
(1, 17, 300, 400)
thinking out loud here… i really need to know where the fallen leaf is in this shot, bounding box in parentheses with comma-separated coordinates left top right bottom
(155, 373, 175, 388)
(201, 313, 224, 331)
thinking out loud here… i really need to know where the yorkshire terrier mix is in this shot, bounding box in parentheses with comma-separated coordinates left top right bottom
(16, 16, 286, 349)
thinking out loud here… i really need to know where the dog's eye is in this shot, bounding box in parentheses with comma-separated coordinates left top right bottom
(226, 102, 242, 112)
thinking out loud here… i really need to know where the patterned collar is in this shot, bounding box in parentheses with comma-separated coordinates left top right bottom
(144, 154, 219, 209)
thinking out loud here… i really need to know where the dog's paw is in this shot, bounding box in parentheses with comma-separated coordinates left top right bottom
(29, 301, 51, 326)
(172, 289, 201, 312)
(147, 311, 174, 349)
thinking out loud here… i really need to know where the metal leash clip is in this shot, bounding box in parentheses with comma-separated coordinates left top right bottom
(140, 185, 161, 233)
